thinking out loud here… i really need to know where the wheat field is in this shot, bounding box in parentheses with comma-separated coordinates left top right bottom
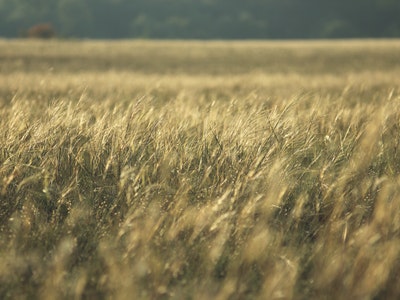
(0, 39, 400, 299)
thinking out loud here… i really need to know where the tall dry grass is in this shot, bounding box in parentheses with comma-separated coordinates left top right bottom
(0, 39, 399, 299)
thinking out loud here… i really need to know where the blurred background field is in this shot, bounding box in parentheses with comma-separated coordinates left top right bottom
(1, 39, 400, 102)
(0, 40, 400, 299)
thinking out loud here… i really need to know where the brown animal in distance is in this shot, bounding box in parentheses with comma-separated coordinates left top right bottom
(27, 23, 56, 39)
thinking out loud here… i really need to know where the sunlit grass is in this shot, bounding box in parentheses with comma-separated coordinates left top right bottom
(0, 40, 399, 299)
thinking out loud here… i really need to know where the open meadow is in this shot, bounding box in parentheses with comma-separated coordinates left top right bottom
(0, 39, 400, 299)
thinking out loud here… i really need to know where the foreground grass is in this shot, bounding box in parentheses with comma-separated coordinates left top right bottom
(0, 40, 400, 299)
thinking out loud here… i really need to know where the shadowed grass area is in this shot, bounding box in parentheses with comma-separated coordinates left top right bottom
(0, 40, 399, 299)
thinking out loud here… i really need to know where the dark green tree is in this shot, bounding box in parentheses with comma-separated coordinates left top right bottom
(0, 0, 399, 39)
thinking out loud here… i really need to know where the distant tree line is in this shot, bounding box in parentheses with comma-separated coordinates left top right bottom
(0, 0, 399, 39)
